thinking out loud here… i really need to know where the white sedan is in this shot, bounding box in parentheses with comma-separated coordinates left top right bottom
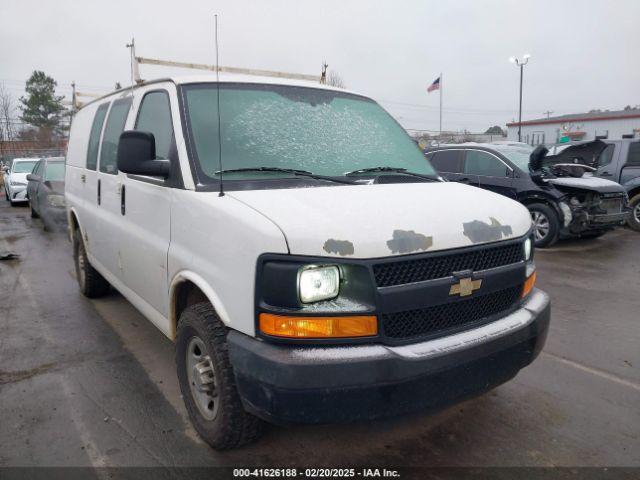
(4, 158, 40, 206)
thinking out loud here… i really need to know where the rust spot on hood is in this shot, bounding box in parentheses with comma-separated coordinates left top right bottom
(323, 239, 355, 256)
(386, 230, 433, 254)
(463, 217, 513, 243)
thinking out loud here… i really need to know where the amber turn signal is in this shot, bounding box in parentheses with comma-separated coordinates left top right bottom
(522, 271, 537, 298)
(259, 313, 378, 338)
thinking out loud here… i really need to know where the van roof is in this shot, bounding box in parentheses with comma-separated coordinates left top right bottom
(80, 74, 364, 110)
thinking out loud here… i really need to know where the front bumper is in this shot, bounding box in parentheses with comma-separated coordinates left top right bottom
(589, 211, 630, 225)
(565, 208, 630, 234)
(8, 185, 27, 202)
(228, 289, 550, 424)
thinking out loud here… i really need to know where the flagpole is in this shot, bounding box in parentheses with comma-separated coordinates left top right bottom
(439, 72, 443, 137)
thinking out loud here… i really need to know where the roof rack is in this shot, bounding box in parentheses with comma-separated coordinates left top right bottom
(134, 56, 322, 83)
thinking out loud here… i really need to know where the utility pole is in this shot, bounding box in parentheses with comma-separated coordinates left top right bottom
(71, 81, 77, 111)
(543, 110, 553, 119)
(439, 72, 443, 138)
(509, 54, 531, 142)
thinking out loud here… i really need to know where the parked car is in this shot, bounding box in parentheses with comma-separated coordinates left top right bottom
(26, 157, 67, 231)
(65, 76, 549, 449)
(424, 142, 630, 247)
(545, 139, 640, 231)
(4, 157, 40, 206)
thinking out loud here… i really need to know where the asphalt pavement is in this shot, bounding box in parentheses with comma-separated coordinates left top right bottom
(1, 197, 638, 470)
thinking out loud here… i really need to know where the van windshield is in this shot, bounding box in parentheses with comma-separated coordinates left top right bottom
(182, 84, 436, 184)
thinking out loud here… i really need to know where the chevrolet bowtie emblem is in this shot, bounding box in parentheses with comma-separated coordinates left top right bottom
(449, 277, 482, 297)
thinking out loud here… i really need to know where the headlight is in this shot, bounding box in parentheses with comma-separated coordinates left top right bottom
(523, 237, 532, 261)
(47, 194, 66, 207)
(298, 265, 340, 303)
(11, 180, 26, 186)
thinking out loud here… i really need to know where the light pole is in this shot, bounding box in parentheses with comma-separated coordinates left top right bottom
(509, 54, 531, 142)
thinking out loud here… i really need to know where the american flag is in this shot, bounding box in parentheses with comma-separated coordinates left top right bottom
(427, 76, 440, 93)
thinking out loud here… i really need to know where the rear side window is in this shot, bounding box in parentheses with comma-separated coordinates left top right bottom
(135, 91, 174, 160)
(86, 103, 109, 171)
(45, 162, 65, 181)
(464, 150, 508, 177)
(99, 98, 132, 174)
(627, 142, 640, 166)
(598, 144, 615, 167)
(430, 150, 463, 173)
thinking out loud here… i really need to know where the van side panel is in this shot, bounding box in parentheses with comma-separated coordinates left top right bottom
(65, 104, 97, 228)
(168, 189, 288, 338)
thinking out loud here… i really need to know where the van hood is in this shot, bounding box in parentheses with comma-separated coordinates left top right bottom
(228, 182, 532, 258)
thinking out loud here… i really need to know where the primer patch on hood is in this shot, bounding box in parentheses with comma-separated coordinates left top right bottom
(387, 229, 433, 254)
(323, 239, 355, 256)
(463, 217, 513, 243)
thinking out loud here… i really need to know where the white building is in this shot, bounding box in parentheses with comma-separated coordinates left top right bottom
(507, 108, 640, 145)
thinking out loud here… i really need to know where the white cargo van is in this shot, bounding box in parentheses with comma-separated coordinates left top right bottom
(65, 75, 550, 449)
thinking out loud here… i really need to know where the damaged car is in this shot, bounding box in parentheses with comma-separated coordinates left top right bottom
(26, 157, 67, 231)
(65, 76, 549, 449)
(425, 141, 630, 247)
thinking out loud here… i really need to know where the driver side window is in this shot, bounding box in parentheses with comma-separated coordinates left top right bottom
(464, 150, 509, 177)
(135, 91, 174, 160)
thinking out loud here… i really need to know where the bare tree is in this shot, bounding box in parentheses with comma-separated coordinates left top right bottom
(0, 83, 17, 157)
(327, 70, 346, 89)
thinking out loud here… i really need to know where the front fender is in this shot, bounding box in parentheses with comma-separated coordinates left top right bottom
(623, 177, 640, 197)
(169, 270, 232, 341)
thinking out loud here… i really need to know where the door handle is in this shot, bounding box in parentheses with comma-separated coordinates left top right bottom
(97, 179, 101, 205)
(120, 185, 126, 215)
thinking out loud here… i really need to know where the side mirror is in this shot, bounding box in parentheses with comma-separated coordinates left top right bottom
(117, 130, 170, 178)
(26, 174, 42, 182)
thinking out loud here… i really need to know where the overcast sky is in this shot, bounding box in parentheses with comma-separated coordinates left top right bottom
(1, 0, 638, 132)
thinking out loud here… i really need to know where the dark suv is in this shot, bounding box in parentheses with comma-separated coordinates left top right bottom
(424, 143, 630, 247)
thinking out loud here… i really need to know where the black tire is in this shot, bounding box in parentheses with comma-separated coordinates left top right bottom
(627, 194, 640, 232)
(528, 203, 560, 248)
(176, 303, 263, 450)
(30, 203, 39, 219)
(73, 228, 110, 298)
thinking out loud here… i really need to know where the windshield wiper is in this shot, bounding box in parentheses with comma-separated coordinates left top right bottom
(214, 167, 358, 185)
(345, 166, 441, 182)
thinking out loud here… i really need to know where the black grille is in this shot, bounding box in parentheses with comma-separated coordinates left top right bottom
(373, 242, 523, 287)
(381, 285, 522, 340)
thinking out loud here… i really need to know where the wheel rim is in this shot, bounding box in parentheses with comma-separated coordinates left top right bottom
(634, 202, 640, 224)
(186, 336, 219, 421)
(531, 211, 550, 241)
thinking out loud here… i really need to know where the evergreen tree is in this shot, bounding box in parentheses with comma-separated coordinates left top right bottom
(19, 71, 66, 137)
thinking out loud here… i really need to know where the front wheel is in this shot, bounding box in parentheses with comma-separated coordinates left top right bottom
(176, 303, 263, 450)
(528, 203, 560, 248)
(628, 194, 640, 232)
